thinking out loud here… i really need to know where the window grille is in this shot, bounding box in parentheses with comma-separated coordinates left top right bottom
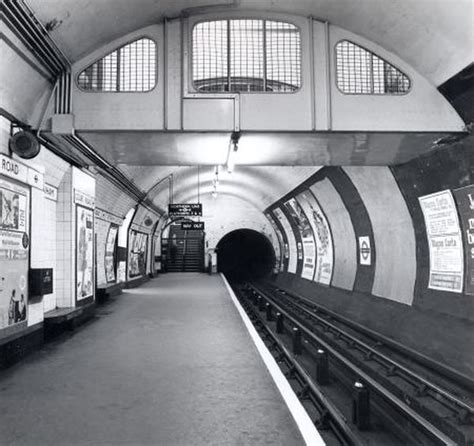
(192, 19, 301, 93)
(335, 40, 410, 95)
(77, 38, 157, 92)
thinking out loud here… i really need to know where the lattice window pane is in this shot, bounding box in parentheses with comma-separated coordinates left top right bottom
(77, 38, 157, 92)
(192, 19, 301, 93)
(193, 20, 228, 92)
(265, 21, 301, 92)
(230, 19, 264, 92)
(336, 40, 410, 95)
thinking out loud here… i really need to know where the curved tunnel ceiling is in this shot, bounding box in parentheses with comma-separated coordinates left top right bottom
(119, 165, 319, 211)
(28, 0, 473, 85)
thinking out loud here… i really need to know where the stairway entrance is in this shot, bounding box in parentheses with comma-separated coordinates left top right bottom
(162, 224, 205, 272)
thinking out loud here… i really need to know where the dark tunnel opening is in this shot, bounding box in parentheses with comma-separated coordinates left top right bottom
(216, 229, 276, 282)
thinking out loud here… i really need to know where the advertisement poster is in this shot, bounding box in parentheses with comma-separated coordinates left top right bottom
(265, 213, 283, 272)
(298, 189, 334, 285)
(129, 229, 148, 278)
(0, 177, 29, 329)
(453, 184, 474, 295)
(419, 190, 463, 293)
(274, 207, 297, 274)
(284, 198, 316, 280)
(76, 205, 94, 301)
(105, 225, 118, 283)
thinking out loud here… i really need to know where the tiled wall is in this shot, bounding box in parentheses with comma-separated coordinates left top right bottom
(0, 116, 143, 336)
(95, 218, 111, 287)
(95, 175, 136, 219)
(20, 147, 70, 315)
(56, 169, 74, 308)
(0, 117, 10, 155)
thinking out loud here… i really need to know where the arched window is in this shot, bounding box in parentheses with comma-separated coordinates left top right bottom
(192, 19, 301, 93)
(77, 38, 157, 92)
(335, 40, 410, 95)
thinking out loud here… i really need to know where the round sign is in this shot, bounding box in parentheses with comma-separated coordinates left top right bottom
(360, 241, 370, 260)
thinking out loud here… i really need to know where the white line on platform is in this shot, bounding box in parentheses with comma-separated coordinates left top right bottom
(221, 274, 326, 446)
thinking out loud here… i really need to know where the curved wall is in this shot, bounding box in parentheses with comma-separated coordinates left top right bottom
(344, 166, 417, 304)
(266, 141, 474, 376)
(310, 178, 357, 291)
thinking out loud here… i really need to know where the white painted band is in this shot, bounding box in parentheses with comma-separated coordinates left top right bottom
(221, 274, 325, 446)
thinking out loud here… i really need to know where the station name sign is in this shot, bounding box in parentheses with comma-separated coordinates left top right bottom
(168, 203, 202, 217)
(0, 154, 44, 190)
(181, 222, 205, 230)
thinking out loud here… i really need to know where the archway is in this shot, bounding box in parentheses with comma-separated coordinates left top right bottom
(216, 229, 275, 282)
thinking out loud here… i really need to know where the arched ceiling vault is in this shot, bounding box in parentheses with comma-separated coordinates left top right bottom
(120, 165, 319, 211)
(28, 0, 473, 85)
(17, 0, 472, 214)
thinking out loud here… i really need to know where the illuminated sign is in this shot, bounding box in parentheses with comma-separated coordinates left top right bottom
(168, 203, 202, 217)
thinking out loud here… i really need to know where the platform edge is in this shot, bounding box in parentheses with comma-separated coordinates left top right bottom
(220, 274, 325, 446)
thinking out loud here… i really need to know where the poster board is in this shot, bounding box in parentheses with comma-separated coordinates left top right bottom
(419, 190, 463, 293)
(299, 189, 334, 285)
(265, 212, 283, 273)
(76, 205, 94, 301)
(129, 229, 148, 278)
(284, 198, 316, 280)
(105, 225, 118, 283)
(0, 177, 29, 329)
(274, 207, 297, 274)
(453, 184, 474, 295)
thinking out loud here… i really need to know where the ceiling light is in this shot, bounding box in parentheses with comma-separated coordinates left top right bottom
(226, 132, 240, 173)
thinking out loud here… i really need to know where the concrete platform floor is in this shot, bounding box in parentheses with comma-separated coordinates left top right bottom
(0, 274, 304, 446)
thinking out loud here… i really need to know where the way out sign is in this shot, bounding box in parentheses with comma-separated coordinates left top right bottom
(181, 222, 205, 230)
(359, 236, 371, 265)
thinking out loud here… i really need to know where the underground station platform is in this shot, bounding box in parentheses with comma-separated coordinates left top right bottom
(0, 274, 322, 446)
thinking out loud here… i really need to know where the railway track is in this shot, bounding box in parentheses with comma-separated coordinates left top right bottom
(231, 280, 474, 446)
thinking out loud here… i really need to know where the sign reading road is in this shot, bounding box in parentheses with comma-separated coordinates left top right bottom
(168, 203, 202, 217)
(181, 222, 205, 230)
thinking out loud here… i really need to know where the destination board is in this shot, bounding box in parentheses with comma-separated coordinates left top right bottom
(168, 203, 202, 217)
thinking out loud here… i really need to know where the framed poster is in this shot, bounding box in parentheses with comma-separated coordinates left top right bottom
(129, 229, 148, 278)
(453, 184, 474, 295)
(76, 205, 94, 301)
(284, 198, 316, 279)
(266, 212, 284, 272)
(0, 177, 29, 329)
(274, 207, 297, 274)
(419, 190, 463, 293)
(298, 189, 334, 285)
(105, 224, 118, 283)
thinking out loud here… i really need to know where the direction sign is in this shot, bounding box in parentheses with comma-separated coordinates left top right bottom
(168, 203, 202, 217)
(181, 222, 205, 230)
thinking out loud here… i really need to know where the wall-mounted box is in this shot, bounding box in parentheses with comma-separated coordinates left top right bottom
(29, 268, 53, 296)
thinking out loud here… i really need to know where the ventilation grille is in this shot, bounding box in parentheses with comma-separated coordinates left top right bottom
(336, 40, 410, 95)
(193, 19, 301, 93)
(77, 38, 157, 92)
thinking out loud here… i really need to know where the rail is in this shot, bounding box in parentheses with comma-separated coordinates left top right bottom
(245, 282, 467, 445)
(255, 282, 474, 424)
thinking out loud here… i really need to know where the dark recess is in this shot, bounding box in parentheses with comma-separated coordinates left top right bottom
(217, 229, 275, 282)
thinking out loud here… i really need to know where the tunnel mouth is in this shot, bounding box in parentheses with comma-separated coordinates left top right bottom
(216, 229, 276, 282)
